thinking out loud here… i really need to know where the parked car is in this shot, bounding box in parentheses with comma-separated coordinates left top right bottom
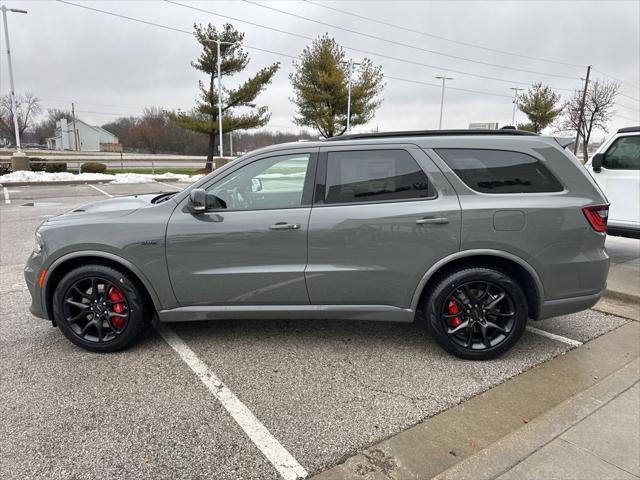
(25, 130, 610, 359)
(585, 126, 640, 239)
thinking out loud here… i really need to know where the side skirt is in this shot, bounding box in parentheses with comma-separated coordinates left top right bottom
(157, 305, 416, 323)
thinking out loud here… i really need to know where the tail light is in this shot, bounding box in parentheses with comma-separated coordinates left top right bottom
(582, 204, 609, 233)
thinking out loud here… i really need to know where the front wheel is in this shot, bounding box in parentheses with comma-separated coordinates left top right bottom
(424, 267, 528, 360)
(52, 264, 147, 352)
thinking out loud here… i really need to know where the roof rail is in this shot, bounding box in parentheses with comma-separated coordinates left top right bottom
(617, 126, 640, 133)
(324, 129, 538, 141)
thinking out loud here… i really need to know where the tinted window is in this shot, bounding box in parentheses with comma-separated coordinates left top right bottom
(324, 150, 431, 204)
(603, 136, 640, 170)
(207, 153, 310, 210)
(436, 149, 563, 194)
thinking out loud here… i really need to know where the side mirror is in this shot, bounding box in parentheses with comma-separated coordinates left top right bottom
(592, 153, 604, 172)
(188, 188, 207, 213)
(251, 177, 263, 192)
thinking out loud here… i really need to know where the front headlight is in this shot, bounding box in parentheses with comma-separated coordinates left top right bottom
(34, 231, 44, 254)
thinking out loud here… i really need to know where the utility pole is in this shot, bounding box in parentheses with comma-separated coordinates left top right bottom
(342, 59, 361, 133)
(1, 5, 28, 155)
(71, 102, 79, 151)
(435, 75, 454, 129)
(573, 65, 591, 156)
(229, 131, 233, 157)
(510, 87, 522, 126)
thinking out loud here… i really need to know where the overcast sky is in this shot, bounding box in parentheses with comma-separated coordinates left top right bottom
(1, 0, 639, 140)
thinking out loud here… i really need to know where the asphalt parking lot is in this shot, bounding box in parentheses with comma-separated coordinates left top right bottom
(0, 182, 632, 479)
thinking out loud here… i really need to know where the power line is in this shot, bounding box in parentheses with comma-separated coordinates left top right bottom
(592, 67, 640, 91)
(56, 0, 298, 61)
(302, 0, 585, 69)
(618, 92, 640, 103)
(614, 112, 640, 123)
(58, 0, 564, 96)
(166, 0, 577, 91)
(616, 102, 640, 112)
(241, 0, 580, 81)
(42, 98, 144, 111)
(383, 75, 512, 98)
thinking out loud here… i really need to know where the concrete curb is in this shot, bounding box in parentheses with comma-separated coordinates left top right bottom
(313, 322, 640, 480)
(433, 358, 640, 480)
(0, 178, 187, 187)
(603, 288, 640, 304)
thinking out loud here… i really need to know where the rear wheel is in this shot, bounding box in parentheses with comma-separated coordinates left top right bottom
(424, 267, 528, 360)
(52, 265, 147, 352)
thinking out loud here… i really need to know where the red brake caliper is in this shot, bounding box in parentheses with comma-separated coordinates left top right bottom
(108, 287, 127, 329)
(447, 300, 462, 328)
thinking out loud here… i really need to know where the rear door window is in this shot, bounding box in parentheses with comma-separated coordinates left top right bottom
(603, 135, 640, 170)
(323, 149, 432, 204)
(436, 148, 563, 194)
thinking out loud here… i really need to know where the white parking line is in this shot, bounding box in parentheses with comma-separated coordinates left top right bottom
(156, 182, 183, 190)
(2, 186, 10, 204)
(526, 326, 583, 347)
(158, 325, 308, 480)
(88, 184, 113, 198)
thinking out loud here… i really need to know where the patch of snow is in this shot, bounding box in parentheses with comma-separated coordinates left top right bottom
(0, 170, 205, 185)
(109, 174, 156, 184)
(0, 171, 112, 183)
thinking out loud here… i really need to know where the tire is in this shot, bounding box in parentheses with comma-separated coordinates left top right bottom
(52, 264, 147, 352)
(423, 267, 528, 360)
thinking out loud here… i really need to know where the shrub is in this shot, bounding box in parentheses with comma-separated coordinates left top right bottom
(30, 161, 46, 172)
(45, 162, 67, 173)
(80, 162, 107, 174)
(0, 163, 11, 175)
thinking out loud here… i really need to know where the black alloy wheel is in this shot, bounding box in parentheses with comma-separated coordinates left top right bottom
(62, 276, 130, 343)
(424, 267, 528, 360)
(52, 265, 147, 352)
(441, 281, 516, 350)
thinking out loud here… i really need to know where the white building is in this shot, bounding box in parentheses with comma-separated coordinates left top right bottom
(47, 118, 119, 152)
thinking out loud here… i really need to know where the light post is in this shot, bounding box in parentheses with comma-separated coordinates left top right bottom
(1, 4, 27, 163)
(342, 59, 361, 133)
(510, 87, 522, 126)
(209, 38, 238, 159)
(435, 75, 453, 129)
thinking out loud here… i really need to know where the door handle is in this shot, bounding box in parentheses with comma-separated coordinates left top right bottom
(269, 222, 300, 231)
(416, 217, 449, 225)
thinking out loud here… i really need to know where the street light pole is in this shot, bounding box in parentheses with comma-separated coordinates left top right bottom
(342, 59, 361, 133)
(435, 75, 453, 129)
(510, 87, 522, 126)
(211, 39, 240, 159)
(216, 40, 223, 158)
(1, 5, 28, 152)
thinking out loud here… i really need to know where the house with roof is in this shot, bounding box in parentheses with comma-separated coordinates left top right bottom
(46, 118, 120, 152)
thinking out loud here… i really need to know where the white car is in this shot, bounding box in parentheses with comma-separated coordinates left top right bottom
(585, 126, 640, 238)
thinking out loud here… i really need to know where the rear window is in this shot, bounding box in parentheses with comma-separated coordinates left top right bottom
(603, 135, 640, 170)
(436, 148, 563, 194)
(324, 149, 432, 204)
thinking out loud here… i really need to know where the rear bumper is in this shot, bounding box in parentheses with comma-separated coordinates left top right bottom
(538, 290, 604, 320)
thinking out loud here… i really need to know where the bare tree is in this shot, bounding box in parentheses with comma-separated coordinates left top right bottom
(0, 93, 41, 145)
(557, 79, 619, 163)
(131, 107, 168, 154)
(31, 108, 72, 145)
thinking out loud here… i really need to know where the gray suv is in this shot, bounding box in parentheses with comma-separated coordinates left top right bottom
(25, 130, 610, 360)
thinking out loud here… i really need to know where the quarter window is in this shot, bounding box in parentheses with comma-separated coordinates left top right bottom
(436, 148, 563, 194)
(603, 136, 640, 170)
(324, 149, 432, 204)
(206, 153, 310, 210)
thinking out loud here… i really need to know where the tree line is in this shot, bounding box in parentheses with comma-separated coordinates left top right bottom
(0, 22, 621, 166)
